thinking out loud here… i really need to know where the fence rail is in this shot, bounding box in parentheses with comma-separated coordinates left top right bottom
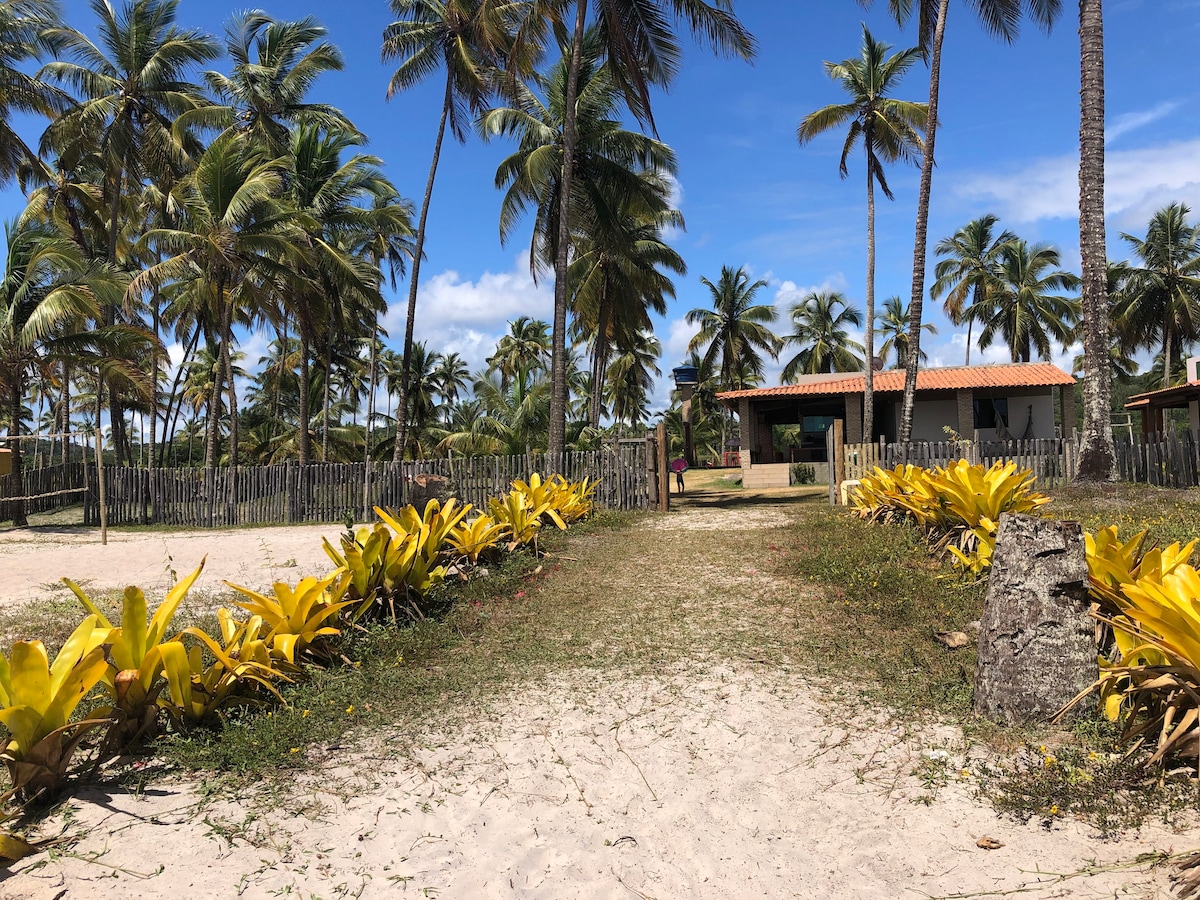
(827, 428, 1200, 504)
(82, 445, 653, 528)
(0, 463, 88, 522)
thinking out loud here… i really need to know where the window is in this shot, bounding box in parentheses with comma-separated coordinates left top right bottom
(802, 415, 835, 435)
(973, 398, 1009, 430)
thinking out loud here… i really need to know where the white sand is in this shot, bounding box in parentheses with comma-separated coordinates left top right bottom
(0, 505, 1193, 898)
(3, 665, 1186, 899)
(0, 524, 346, 606)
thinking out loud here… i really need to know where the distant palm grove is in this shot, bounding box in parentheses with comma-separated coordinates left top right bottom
(1, 0, 1194, 520)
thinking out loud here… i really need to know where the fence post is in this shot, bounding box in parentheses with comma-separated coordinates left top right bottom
(831, 419, 846, 505)
(94, 428, 107, 546)
(655, 421, 669, 511)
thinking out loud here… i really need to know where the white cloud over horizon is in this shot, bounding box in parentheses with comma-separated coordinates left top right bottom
(953, 136, 1200, 231)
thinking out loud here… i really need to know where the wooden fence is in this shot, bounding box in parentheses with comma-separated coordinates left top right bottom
(827, 430, 1081, 504)
(0, 463, 88, 522)
(86, 444, 654, 528)
(1113, 430, 1200, 488)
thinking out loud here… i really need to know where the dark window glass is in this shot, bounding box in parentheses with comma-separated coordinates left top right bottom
(973, 398, 1009, 430)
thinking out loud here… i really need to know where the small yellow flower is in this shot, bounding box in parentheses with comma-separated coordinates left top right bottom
(346, 704, 355, 714)
(289, 748, 300, 754)
(302, 709, 311, 718)
(960, 768, 971, 777)
(1049, 804, 1060, 815)
(1044, 756, 1056, 767)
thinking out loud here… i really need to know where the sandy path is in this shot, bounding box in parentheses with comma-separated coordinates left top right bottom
(0, 524, 346, 606)
(1, 498, 1193, 898)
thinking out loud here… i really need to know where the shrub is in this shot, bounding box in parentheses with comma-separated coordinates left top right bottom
(790, 463, 816, 485)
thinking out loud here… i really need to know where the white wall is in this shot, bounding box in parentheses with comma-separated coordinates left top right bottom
(975, 394, 1056, 440)
(905, 398, 959, 442)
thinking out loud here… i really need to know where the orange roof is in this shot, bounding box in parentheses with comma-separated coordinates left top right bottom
(1124, 380, 1200, 410)
(716, 362, 1074, 402)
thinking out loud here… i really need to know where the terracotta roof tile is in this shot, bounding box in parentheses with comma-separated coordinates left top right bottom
(716, 363, 1074, 402)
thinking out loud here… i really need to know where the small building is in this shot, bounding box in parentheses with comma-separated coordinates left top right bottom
(1124, 357, 1200, 435)
(716, 362, 1076, 489)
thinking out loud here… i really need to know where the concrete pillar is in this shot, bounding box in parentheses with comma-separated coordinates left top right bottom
(956, 390, 975, 440)
(845, 394, 863, 444)
(1059, 386, 1077, 438)
(738, 398, 752, 468)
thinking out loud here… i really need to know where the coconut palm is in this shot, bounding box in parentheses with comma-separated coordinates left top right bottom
(569, 200, 684, 427)
(797, 24, 925, 442)
(975, 241, 1080, 364)
(782, 291, 864, 380)
(0, 220, 122, 524)
(1116, 202, 1200, 389)
(604, 329, 661, 429)
(132, 131, 298, 469)
(515, 0, 755, 458)
(205, 11, 354, 154)
(41, 0, 220, 264)
(434, 351, 470, 411)
(0, 0, 68, 185)
(876, 295, 935, 369)
(486, 316, 550, 390)
(865, 0, 1063, 441)
(931, 214, 1016, 365)
(686, 265, 781, 391)
(383, 0, 508, 462)
(1075, 0, 1114, 478)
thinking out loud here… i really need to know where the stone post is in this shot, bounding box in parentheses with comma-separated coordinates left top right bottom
(974, 513, 1095, 724)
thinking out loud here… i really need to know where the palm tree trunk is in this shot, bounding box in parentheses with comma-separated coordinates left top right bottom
(221, 299, 239, 468)
(899, 0, 949, 443)
(159, 326, 201, 467)
(8, 375, 27, 526)
(1075, 0, 1115, 480)
(590, 284, 610, 428)
(864, 146, 876, 441)
(204, 342, 223, 470)
(395, 69, 453, 464)
(1162, 321, 1172, 390)
(366, 315, 378, 466)
(322, 307, 333, 462)
(299, 327, 312, 465)
(549, 0, 589, 462)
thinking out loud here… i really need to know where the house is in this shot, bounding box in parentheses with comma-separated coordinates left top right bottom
(716, 362, 1077, 488)
(1124, 356, 1200, 435)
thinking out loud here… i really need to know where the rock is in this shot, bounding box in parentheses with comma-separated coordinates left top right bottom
(973, 513, 1095, 725)
(935, 631, 971, 650)
(408, 473, 450, 508)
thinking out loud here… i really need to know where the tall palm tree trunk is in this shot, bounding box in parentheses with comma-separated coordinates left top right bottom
(221, 300, 239, 467)
(864, 142, 877, 441)
(590, 285, 610, 428)
(899, 0, 949, 442)
(299, 328, 312, 465)
(395, 71, 453, 464)
(322, 305, 333, 462)
(159, 326, 201, 467)
(8, 375, 27, 526)
(549, 0, 589, 461)
(1162, 318, 1172, 390)
(204, 348, 224, 471)
(1075, 0, 1116, 480)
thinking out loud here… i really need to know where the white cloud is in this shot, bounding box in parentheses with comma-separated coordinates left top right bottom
(379, 255, 555, 376)
(1106, 101, 1182, 145)
(953, 137, 1200, 229)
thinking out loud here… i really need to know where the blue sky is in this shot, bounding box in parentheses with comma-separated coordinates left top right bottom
(4, 0, 1199, 415)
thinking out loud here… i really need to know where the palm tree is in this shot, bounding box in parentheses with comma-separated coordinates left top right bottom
(685, 265, 781, 391)
(517, 0, 756, 458)
(931, 214, 1016, 365)
(132, 131, 298, 469)
(1075, 0, 1114, 479)
(41, 0, 220, 265)
(975, 241, 1080, 364)
(487, 315, 550, 390)
(797, 24, 925, 442)
(1116, 202, 1200, 389)
(865, 0, 1062, 442)
(434, 351, 470, 411)
(605, 329, 661, 429)
(782, 291, 865, 380)
(0, 221, 119, 524)
(876, 295, 935, 369)
(205, 11, 354, 154)
(0, 0, 67, 185)
(383, 0, 505, 462)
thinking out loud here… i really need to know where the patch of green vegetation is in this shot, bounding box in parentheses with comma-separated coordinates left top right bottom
(1049, 483, 1200, 547)
(771, 506, 986, 717)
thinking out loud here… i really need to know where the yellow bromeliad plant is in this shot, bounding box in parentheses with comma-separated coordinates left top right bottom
(173, 610, 286, 726)
(226, 572, 356, 666)
(1082, 564, 1200, 765)
(64, 562, 208, 747)
(446, 513, 509, 565)
(0, 616, 111, 801)
(851, 460, 1049, 574)
(549, 476, 598, 523)
(489, 489, 561, 549)
(1085, 525, 1196, 615)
